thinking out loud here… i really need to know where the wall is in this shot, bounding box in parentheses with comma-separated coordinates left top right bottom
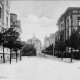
(0, 53, 10, 63)
(3, 0, 10, 28)
(72, 14, 80, 27)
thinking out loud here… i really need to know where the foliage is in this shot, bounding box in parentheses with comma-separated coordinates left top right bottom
(0, 32, 3, 45)
(44, 44, 53, 55)
(59, 41, 66, 51)
(21, 41, 27, 48)
(65, 29, 80, 50)
(45, 44, 53, 51)
(22, 44, 36, 56)
(12, 41, 23, 52)
(3, 27, 19, 49)
(55, 40, 65, 52)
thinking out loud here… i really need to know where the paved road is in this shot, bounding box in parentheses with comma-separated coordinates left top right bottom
(0, 56, 80, 80)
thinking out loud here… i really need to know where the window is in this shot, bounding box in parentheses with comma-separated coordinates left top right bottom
(6, 17, 8, 26)
(1, 56, 2, 59)
(69, 27, 71, 36)
(60, 35, 63, 41)
(67, 19, 69, 29)
(13, 22, 15, 25)
(78, 17, 80, 26)
(60, 24, 63, 30)
(73, 10, 78, 13)
(6, 0, 8, 7)
(7, 56, 9, 58)
(66, 30, 69, 39)
(0, 7, 1, 18)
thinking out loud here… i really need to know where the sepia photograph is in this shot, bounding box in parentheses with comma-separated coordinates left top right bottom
(0, 0, 80, 80)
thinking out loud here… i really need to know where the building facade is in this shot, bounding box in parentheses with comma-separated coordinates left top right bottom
(56, 7, 80, 53)
(44, 33, 58, 55)
(10, 13, 22, 41)
(27, 35, 42, 55)
(0, 0, 10, 29)
(0, 0, 10, 62)
(10, 13, 22, 58)
(44, 35, 50, 48)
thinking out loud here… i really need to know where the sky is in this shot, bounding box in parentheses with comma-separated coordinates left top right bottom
(10, 0, 80, 45)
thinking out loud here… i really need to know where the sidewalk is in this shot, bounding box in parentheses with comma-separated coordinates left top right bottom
(44, 54, 76, 63)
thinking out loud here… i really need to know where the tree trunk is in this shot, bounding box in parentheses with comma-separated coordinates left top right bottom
(3, 46, 5, 63)
(16, 51, 18, 63)
(20, 49, 21, 61)
(71, 48, 72, 62)
(54, 47, 55, 56)
(10, 49, 11, 64)
(61, 52, 63, 60)
(58, 49, 59, 58)
(63, 51, 64, 58)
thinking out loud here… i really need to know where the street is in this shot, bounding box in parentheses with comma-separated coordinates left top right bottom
(0, 56, 80, 80)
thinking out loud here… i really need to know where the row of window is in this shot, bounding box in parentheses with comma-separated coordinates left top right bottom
(0, 7, 9, 26)
(0, 55, 9, 59)
(60, 16, 80, 30)
(73, 10, 80, 14)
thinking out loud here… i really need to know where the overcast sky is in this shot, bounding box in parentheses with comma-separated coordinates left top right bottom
(10, 0, 80, 45)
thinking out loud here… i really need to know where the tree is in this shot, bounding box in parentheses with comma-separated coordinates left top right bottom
(45, 44, 53, 55)
(0, 28, 8, 63)
(0, 32, 3, 45)
(55, 40, 65, 58)
(22, 44, 36, 56)
(3, 27, 19, 63)
(69, 30, 79, 49)
(12, 41, 23, 61)
(65, 29, 80, 61)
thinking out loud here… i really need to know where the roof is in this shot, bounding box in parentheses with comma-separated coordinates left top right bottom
(54, 30, 64, 37)
(57, 7, 80, 25)
(10, 13, 17, 16)
(27, 37, 41, 44)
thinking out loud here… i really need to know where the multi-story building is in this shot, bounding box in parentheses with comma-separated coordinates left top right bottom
(10, 13, 22, 58)
(44, 33, 56, 47)
(0, 0, 10, 62)
(44, 33, 59, 55)
(56, 7, 80, 53)
(0, 0, 10, 29)
(10, 13, 22, 41)
(27, 35, 42, 55)
(44, 35, 50, 48)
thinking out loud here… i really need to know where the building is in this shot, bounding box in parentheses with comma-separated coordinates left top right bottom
(27, 35, 42, 55)
(49, 33, 57, 45)
(56, 7, 80, 53)
(10, 13, 22, 41)
(44, 34, 56, 47)
(0, 0, 10, 29)
(0, 0, 10, 62)
(44, 35, 50, 48)
(44, 33, 58, 55)
(10, 13, 22, 58)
